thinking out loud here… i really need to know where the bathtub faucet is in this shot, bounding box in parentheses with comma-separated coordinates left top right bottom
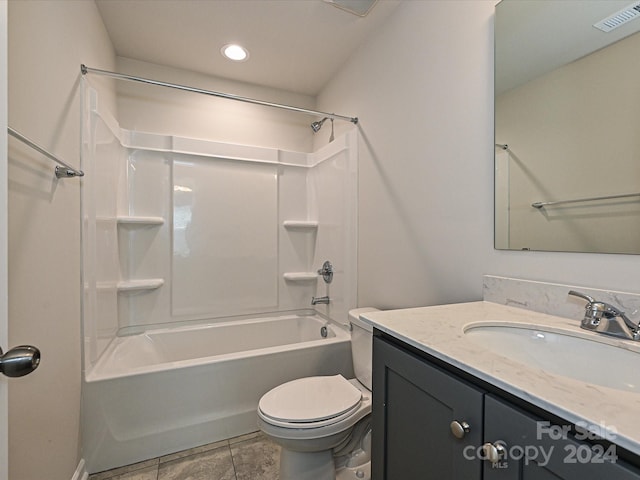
(311, 296, 330, 305)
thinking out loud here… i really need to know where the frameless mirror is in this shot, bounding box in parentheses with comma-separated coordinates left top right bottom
(495, 0, 640, 253)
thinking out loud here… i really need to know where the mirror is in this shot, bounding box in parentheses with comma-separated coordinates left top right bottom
(495, 0, 640, 254)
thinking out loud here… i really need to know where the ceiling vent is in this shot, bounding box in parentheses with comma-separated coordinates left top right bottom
(322, 0, 378, 17)
(593, 1, 640, 32)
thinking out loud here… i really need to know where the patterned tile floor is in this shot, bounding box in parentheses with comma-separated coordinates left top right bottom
(88, 432, 280, 480)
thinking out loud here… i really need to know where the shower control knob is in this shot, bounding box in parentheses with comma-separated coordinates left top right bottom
(0, 345, 41, 377)
(450, 420, 470, 439)
(317, 261, 334, 284)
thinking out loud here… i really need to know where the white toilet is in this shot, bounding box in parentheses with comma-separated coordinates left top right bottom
(257, 308, 379, 480)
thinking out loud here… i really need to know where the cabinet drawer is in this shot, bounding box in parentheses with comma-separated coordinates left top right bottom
(484, 395, 640, 480)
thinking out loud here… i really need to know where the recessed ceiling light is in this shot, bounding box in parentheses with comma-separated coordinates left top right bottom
(221, 44, 249, 62)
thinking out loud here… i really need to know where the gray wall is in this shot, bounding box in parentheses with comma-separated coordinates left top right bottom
(318, 0, 640, 310)
(8, 1, 116, 478)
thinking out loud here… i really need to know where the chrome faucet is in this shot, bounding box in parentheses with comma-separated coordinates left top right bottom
(311, 296, 330, 305)
(568, 290, 640, 341)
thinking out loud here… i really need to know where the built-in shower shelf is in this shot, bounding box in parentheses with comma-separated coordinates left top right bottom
(283, 272, 318, 282)
(117, 216, 165, 226)
(283, 220, 318, 229)
(117, 278, 165, 292)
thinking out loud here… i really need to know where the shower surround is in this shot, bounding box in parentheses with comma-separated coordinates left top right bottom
(80, 85, 358, 472)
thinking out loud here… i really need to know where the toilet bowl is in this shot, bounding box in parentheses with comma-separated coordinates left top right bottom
(257, 308, 379, 480)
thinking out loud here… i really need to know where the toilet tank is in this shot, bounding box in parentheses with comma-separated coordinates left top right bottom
(348, 307, 379, 391)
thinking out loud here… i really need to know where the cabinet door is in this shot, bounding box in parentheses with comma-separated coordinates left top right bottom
(372, 337, 484, 480)
(484, 395, 640, 480)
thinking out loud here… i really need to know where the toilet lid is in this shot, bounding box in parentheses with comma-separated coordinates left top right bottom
(259, 375, 362, 423)
(258, 400, 362, 429)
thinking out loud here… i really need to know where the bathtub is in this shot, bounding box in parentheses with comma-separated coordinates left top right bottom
(82, 312, 353, 474)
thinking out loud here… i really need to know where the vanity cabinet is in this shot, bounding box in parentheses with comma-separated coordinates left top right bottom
(372, 335, 640, 480)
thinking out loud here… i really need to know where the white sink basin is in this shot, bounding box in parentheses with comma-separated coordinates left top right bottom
(464, 323, 640, 393)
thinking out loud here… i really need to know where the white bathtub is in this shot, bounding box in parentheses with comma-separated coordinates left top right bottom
(82, 312, 353, 474)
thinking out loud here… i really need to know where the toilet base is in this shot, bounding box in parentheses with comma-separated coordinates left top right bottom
(278, 448, 372, 480)
(280, 449, 335, 480)
(336, 461, 371, 480)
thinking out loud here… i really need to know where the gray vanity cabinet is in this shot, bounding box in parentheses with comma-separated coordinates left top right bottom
(372, 335, 640, 480)
(372, 336, 484, 479)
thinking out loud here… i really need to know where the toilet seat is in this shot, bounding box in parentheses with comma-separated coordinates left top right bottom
(258, 375, 362, 429)
(259, 401, 362, 429)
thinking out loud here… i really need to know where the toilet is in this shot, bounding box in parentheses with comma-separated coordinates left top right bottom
(257, 307, 379, 480)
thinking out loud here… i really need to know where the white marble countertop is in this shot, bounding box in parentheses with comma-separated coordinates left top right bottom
(361, 301, 640, 457)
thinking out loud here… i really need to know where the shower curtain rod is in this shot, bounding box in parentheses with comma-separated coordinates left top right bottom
(7, 127, 84, 178)
(81, 65, 359, 125)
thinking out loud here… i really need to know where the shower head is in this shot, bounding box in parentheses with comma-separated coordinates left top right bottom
(311, 117, 335, 142)
(311, 118, 329, 133)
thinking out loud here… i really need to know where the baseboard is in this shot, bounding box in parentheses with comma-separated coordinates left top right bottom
(71, 458, 89, 480)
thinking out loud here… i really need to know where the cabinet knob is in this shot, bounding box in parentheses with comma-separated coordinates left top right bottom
(449, 420, 471, 439)
(482, 442, 507, 464)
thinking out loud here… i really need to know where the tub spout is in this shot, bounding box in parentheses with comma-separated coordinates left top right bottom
(311, 296, 330, 305)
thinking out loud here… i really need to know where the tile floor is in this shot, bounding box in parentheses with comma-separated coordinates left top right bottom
(88, 432, 280, 480)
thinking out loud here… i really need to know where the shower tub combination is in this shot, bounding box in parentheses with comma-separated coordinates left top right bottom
(80, 80, 359, 474)
(82, 311, 352, 473)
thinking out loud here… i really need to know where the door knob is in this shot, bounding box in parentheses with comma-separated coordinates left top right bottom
(483, 442, 507, 464)
(0, 345, 41, 377)
(450, 420, 471, 439)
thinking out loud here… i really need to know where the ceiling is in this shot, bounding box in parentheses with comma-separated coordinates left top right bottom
(496, 0, 640, 94)
(95, 0, 402, 97)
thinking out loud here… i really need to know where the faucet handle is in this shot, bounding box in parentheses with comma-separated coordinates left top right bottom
(569, 291, 640, 341)
(569, 290, 622, 317)
(569, 290, 605, 330)
(568, 290, 596, 304)
(317, 261, 333, 284)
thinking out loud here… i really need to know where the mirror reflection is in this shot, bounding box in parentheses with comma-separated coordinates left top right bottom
(495, 0, 640, 254)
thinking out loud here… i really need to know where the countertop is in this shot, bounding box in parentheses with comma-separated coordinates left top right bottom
(361, 301, 640, 457)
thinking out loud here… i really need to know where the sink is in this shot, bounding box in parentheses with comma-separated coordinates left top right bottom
(464, 323, 640, 393)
